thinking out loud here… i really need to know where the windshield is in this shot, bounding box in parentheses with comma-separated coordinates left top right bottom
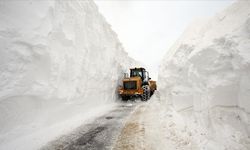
(130, 69, 142, 77)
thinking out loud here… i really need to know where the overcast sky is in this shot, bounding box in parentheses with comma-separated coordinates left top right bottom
(94, 0, 235, 79)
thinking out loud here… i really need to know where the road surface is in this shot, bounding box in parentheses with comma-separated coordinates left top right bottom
(41, 101, 141, 150)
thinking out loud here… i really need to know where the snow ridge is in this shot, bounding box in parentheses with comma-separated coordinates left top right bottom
(159, 1, 250, 149)
(0, 0, 137, 149)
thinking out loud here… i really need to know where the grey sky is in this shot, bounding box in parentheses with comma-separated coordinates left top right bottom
(95, 0, 235, 79)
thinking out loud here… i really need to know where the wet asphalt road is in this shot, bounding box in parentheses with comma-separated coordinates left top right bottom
(41, 102, 139, 150)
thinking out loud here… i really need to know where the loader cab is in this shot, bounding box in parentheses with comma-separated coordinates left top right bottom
(130, 68, 150, 84)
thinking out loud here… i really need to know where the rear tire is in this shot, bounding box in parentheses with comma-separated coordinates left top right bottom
(150, 90, 154, 96)
(141, 85, 150, 101)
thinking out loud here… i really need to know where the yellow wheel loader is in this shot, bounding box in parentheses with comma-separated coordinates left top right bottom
(118, 67, 157, 101)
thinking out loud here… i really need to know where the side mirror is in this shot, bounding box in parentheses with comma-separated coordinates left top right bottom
(124, 73, 129, 78)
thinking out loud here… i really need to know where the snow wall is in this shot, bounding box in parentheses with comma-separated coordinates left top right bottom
(159, 1, 250, 149)
(0, 0, 137, 149)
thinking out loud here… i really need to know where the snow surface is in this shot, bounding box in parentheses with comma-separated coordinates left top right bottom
(158, 0, 250, 149)
(0, 0, 138, 149)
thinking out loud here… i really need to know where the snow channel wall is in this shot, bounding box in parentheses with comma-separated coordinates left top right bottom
(158, 0, 250, 136)
(0, 0, 136, 138)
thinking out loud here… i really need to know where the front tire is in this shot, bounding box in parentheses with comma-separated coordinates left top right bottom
(121, 95, 129, 101)
(141, 85, 150, 101)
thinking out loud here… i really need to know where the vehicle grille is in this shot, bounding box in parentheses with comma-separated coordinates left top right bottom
(124, 81, 137, 90)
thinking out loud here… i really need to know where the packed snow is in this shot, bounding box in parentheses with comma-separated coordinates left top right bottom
(0, 0, 138, 149)
(158, 0, 250, 149)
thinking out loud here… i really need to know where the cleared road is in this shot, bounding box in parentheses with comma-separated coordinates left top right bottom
(41, 102, 140, 150)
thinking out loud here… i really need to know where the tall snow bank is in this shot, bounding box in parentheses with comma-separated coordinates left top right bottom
(159, 1, 250, 149)
(0, 0, 137, 149)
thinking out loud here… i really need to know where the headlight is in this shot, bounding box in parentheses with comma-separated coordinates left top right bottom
(119, 90, 123, 94)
